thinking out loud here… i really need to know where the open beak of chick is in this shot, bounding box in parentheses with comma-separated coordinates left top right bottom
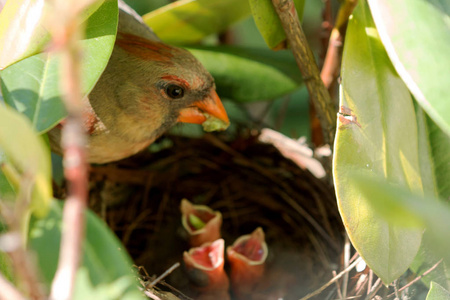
(177, 89, 230, 132)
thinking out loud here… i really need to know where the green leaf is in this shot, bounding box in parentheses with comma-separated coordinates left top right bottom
(368, 0, 450, 136)
(0, 0, 105, 69)
(187, 46, 303, 102)
(28, 200, 144, 299)
(411, 98, 450, 290)
(0, 104, 51, 218)
(427, 115, 450, 199)
(352, 175, 450, 265)
(427, 282, 450, 300)
(334, 0, 425, 284)
(0, 249, 14, 283)
(73, 268, 142, 300)
(249, 0, 305, 49)
(0, 0, 118, 133)
(0, 150, 16, 197)
(143, 0, 251, 44)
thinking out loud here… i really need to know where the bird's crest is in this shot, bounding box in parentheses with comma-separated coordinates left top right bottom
(116, 32, 178, 62)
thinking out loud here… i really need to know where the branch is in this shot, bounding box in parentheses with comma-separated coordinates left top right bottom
(271, 0, 336, 147)
(299, 257, 363, 300)
(48, 1, 95, 299)
(385, 259, 444, 299)
(320, 0, 358, 91)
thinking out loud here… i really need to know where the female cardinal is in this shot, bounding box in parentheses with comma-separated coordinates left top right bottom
(49, 1, 229, 164)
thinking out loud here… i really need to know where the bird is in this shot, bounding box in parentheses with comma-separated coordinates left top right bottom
(48, 1, 229, 164)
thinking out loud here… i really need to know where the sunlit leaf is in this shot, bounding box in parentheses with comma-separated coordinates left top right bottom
(427, 282, 450, 300)
(352, 175, 450, 265)
(28, 200, 145, 299)
(249, 0, 305, 49)
(0, 0, 118, 133)
(0, 104, 51, 217)
(0, 0, 105, 69)
(188, 46, 302, 102)
(426, 115, 450, 199)
(143, 0, 251, 44)
(333, 0, 424, 284)
(368, 0, 450, 136)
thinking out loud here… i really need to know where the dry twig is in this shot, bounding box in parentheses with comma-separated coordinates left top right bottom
(385, 259, 443, 299)
(299, 256, 363, 300)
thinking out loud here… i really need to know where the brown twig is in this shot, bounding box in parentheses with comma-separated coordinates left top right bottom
(320, 0, 357, 92)
(48, 1, 95, 299)
(145, 262, 180, 289)
(342, 235, 351, 298)
(299, 256, 362, 300)
(332, 270, 343, 299)
(385, 259, 444, 299)
(364, 278, 382, 300)
(271, 0, 336, 147)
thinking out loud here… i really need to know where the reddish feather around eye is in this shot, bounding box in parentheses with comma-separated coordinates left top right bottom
(161, 75, 190, 89)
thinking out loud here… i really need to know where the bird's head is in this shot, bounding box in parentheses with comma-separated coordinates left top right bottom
(89, 32, 229, 144)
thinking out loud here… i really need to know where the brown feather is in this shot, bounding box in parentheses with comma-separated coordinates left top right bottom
(115, 32, 176, 62)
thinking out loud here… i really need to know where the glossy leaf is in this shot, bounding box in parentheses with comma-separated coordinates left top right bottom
(143, 0, 251, 44)
(427, 282, 450, 300)
(187, 46, 302, 102)
(426, 114, 450, 199)
(334, 0, 424, 284)
(352, 176, 450, 264)
(249, 0, 305, 49)
(0, 0, 105, 69)
(28, 200, 144, 299)
(0, 104, 51, 217)
(0, 0, 118, 133)
(368, 0, 450, 136)
(411, 105, 450, 289)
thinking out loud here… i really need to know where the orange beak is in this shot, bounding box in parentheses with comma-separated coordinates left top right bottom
(177, 89, 229, 125)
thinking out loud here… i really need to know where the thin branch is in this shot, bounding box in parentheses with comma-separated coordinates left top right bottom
(366, 270, 373, 295)
(271, 0, 336, 147)
(342, 236, 351, 298)
(299, 257, 363, 300)
(145, 262, 180, 289)
(48, 1, 95, 299)
(332, 270, 343, 299)
(385, 259, 444, 299)
(364, 278, 382, 300)
(320, 0, 358, 92)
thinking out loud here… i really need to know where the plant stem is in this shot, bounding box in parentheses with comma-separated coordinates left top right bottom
(271, 0, 336, 147)
(320, 0, 357, 91)
(299, 257, 363, 300)
(48, 1, 94, 299)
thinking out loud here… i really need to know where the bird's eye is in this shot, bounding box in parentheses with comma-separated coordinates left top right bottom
(165, 84, 184, 99)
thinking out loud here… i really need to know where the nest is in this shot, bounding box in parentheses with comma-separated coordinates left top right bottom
(88, 130, 344, 299)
